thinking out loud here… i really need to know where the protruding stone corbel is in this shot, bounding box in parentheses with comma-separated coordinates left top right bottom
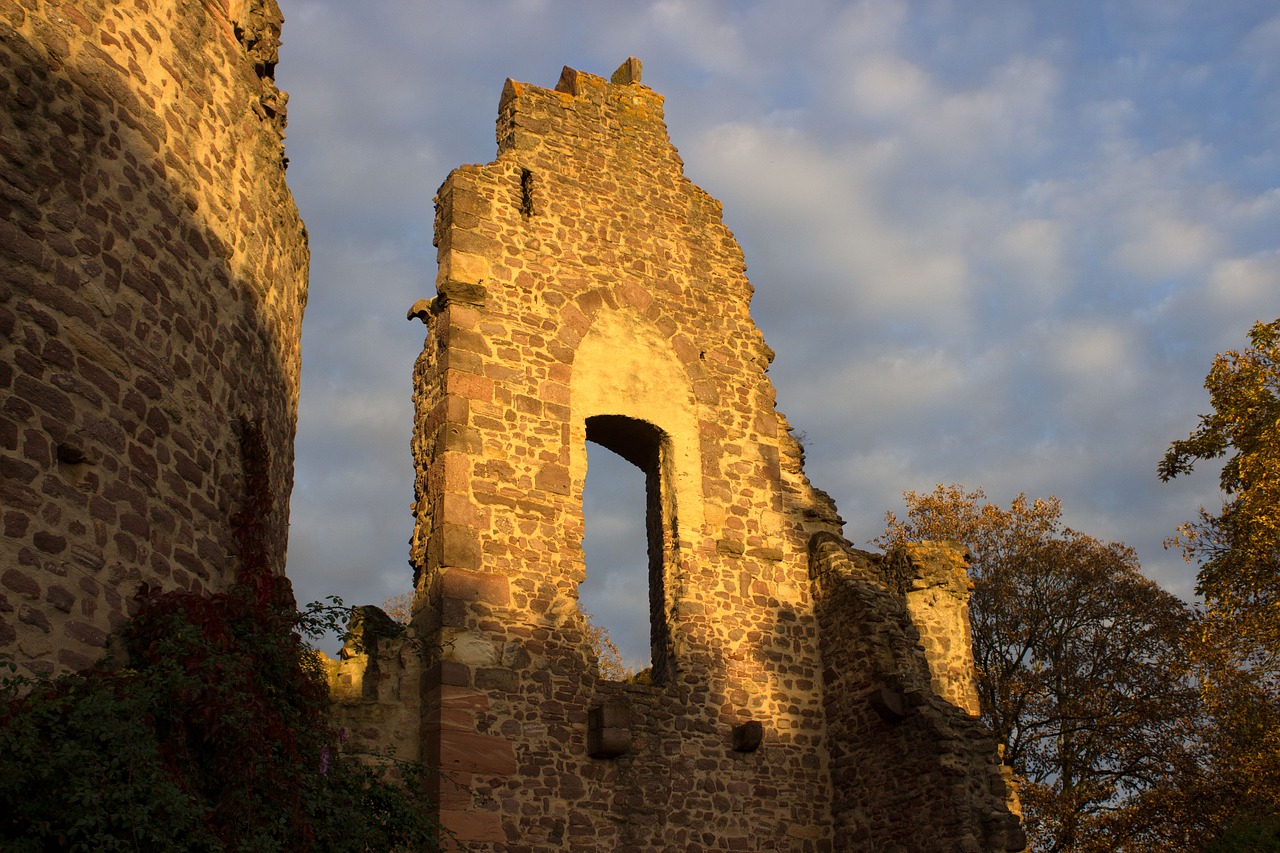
(406, 298, 433, 323)
(588, 701, 632, 758)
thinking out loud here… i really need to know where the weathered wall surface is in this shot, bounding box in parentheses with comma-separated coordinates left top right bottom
(325, 606, 423, 765)
(410, 61, 843, 851)
(811, 535, 1023, 852)
(895, 540, 983, 715)
(390, 59, 1024, 851)
(0, 0, 308, 675)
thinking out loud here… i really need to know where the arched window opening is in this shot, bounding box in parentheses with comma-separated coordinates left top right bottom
(580, 415, 668, 682)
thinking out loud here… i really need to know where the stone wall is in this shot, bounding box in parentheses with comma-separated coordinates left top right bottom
(325, 606, 424, 766)
(811, 534, 1023, 851)
(389, 59, 1024, 851)
(409, 59, 841, 851)
(0, 0, 308, 675)
(896, 540, 983, 715)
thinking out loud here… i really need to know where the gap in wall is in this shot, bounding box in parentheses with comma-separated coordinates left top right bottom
(580, 440, 652, 675)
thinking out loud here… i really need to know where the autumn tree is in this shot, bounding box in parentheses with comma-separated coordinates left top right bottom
(879, 485, 1199, 852)
(380, 592, 414, 625)
(1160, 317, 1280, 838)
(583, 612, 636, 682)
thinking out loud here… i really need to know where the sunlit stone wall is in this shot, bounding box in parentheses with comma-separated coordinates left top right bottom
(391, 59, 1024, 851)
(0, 0, 308, 674)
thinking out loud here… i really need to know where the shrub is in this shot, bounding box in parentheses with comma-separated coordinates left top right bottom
(0, 577, 440, 851)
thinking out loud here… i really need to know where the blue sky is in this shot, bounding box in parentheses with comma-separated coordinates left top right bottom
(276, 1, 1279, 664)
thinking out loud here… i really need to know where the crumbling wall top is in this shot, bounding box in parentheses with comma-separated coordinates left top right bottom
(496, 57, 674, 166)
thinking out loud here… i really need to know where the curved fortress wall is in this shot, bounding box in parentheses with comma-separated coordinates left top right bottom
(397, 61, 1023, 851)
(1, 0, 308, 674)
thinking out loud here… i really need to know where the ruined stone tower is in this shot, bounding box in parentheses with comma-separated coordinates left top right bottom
(379, 60, 1022, 851)
(1, 0, 308, 674)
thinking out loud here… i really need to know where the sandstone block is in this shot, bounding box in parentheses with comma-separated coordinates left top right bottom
(439, 730, 518, 776)
(439, 567, 510, 605)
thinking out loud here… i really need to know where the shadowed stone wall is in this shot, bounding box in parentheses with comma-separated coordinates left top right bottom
(811, 534, 1023, 851)
(1, 0, 308, 675)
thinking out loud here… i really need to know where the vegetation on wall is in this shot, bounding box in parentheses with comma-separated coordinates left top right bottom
(0, 580, 439, 851)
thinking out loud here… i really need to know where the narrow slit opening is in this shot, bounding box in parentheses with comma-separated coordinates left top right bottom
(519, 168, 535, 217)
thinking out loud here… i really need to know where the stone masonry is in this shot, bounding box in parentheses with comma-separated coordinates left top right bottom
(326, 59, 1022, 851)
(1, 0, 308, 675)
(0, 8, 1019, 844)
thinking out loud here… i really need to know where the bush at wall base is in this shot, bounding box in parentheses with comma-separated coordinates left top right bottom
(0, 576, 440, 853)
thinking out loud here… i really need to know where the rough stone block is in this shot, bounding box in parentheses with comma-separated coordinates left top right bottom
(437, 525, 482, 570)
(869, 687, 908, 723)
(2, 569, 40, 599)
(588, 701, 632, 759)
(439, 567, 509, 605)
(716, 537, 745, 556)
(440, 809, 506, 844)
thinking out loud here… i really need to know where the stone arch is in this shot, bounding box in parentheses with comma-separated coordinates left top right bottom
(568, 305, 704, 537)
(569, 306, 704, 680)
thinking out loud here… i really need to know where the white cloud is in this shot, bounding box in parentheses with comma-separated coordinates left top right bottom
(647, 0, 751, 74)
(819, 0, 911, 59)
(992, 218, 1071, 303)
(1241, 14, 1280, 68)
(1111, 214, 1224, 281)
(792, 348, 967, 421)
(910, 56, 1059, 164)
(848, 54, 932, 117)
(1047, 320, 1136, 379)
(1207, 251, 1280, 308)
(691, 122, 975, 335)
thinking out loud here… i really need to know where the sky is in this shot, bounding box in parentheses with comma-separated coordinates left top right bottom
(275, 0, 1280, 664)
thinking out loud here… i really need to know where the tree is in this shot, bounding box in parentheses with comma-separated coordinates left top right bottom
(583, 612, 639, 682)
(1160, 317, 1280, 675)
(879, 485, 1199, 852)
(1160, 317, 1280, 838)
(381, 592, 415, 625)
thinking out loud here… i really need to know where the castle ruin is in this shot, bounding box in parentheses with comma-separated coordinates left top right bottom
(331, 60, 1023, 851)
(1, 1, 1021, 845)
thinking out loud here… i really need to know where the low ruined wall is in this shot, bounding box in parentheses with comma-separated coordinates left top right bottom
(811, 534, 1024, 852)
(1, 0, 308, 674)
(324, 606, 423, 766)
